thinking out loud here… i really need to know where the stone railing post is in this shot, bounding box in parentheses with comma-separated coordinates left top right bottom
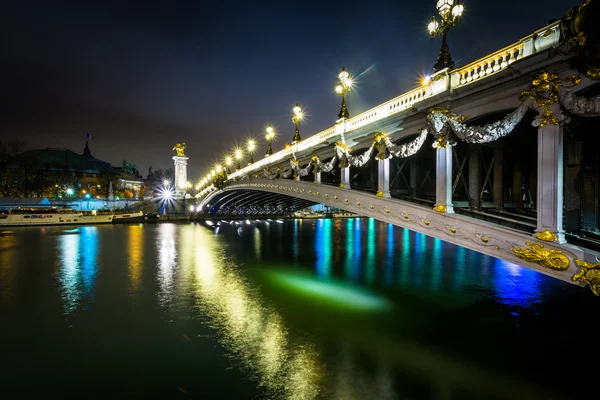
(534, 102, 566, 243)
(435, 146, 454, 213)
(377, 158, 391, 198)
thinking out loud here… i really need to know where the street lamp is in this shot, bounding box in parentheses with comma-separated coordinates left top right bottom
(235, 148, 243, 170)
(427, 0, 464, 72)
(292, 104, 303, 143)
(335, 67, 353, 120)
(163, 179, 170, 187)
(265, 126, 275, 156)
(247, 140, 256, 165)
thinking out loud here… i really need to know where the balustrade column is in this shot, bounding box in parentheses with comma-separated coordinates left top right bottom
(314, 171, 321, 184)
(535, 104, 566, 243)
(340, 167, 350, 189)
(435, 146, 454, 213)
(377, 159, 390, 198)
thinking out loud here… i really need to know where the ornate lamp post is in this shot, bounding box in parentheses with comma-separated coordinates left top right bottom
(265, 126, 275, 156)
(247, 140, 256, 164)
(292, 104, 303, 143)
(235, 148, 243, 170)
(225, 156, 232, 174)
(427, 0, 464, 72)
(335, 67, 353, 119)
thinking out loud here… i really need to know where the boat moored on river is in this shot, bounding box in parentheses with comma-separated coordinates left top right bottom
(0, 208, 144, 226)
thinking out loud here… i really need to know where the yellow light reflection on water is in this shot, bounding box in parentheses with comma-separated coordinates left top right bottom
(0, 233, 16, 304)
(128, 225, 144, 293)
(187, 225, 321, 399)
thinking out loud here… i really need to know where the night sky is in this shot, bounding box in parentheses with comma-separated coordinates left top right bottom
(1, 0, 575, 179)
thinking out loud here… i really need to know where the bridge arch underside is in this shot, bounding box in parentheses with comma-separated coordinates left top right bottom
(200, 180, 591, 287)
(203, 189, 317, 217)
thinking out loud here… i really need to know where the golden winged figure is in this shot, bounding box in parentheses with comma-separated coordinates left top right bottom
(172, 143, 186, 157)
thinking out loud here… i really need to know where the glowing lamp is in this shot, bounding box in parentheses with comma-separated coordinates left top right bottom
(226, 157, 232, 166)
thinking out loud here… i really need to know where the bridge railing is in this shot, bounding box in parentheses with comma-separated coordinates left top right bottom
(228, 21, 561, 180)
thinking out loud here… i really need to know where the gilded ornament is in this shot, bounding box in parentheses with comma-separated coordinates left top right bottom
(511, 242, 570, 271)
(424, 220, 430, 226)
(535, 230, 558, 242)
(449, 227, 457, 233)
(339, 184, 345, 189)
(587, 68, 600, 80)
(403, 214, 409, 219)
(369, 205, 374, 209)
(344, 199, 349, 203)
(481, 236, 489, 243)
(573, 259, 600, 296)
(334, 196, 338, 199)
(356, 201, 361, 206)
(385, 209, 390, 214)
(373, 132, 388, 160)
(434, 204, 447, 213)
(172, 143, 186, 157)
(376, 191, 384, 197)
(325, 194, 329, 197)
(519, 70, 567, 128)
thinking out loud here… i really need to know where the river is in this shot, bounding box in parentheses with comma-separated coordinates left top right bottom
(0, 219, 597, 399)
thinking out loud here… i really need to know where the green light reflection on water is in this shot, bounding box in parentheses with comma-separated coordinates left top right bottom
(265, 270, 393, 312)
(344, 218, 354, 280)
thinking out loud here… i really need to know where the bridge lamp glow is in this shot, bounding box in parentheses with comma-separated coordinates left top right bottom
(235, 148, 243, 170)
(247, 140, 256, 165)
(422, 75, 432, 85)
(292, 104, 303, 143)
(66, 188, 74, 196)
(190, 205, 195, 212)
(225, 156, 232, 174)
(215, 165, 222, 174)
(265, 126, 275, 156)
(428, 0, 464, 73)
(336, 67, 353, 119)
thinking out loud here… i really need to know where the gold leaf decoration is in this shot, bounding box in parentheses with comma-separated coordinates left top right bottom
(339, 183, 345, 189)
(481, 236, 489, 243)
(403, 214, 409, 219)
(376, 191, 384, 197)
(534, 230, 557, 242)
(511, 242, 570, 271)
(573, 259, 600, 296)
(424, 220, 430, 226)
(449, 227, 457, 233)
(434, 204, 447, 213)
(587, 68, 600, 80)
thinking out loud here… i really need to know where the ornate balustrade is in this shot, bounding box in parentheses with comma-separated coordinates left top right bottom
(228, 21, 562, 180)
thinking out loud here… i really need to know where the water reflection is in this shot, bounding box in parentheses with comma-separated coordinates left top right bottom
(188, 225, 321, 399)
(57, 227, 98, 314)
(315, 219, 332, 279)
(156, 223, 177, 306)
(128, 225, 144, 293)
(0, 233, 16, 304)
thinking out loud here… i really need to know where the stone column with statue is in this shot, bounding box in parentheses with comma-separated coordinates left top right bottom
(172, 143, 189, 200)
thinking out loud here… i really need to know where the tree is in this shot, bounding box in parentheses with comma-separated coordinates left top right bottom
(121, 160, 137, 174)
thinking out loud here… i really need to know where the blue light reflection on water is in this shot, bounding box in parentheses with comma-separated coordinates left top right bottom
(315, 219, 332, 279)
(58, 227, 98, 314)
(352, 218, 362, 282)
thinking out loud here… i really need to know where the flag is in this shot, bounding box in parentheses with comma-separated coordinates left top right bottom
(86, 133, 94, 140)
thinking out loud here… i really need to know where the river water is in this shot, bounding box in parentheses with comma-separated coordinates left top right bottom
(0, 219, 597, 399)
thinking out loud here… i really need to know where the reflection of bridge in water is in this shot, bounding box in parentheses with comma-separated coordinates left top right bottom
(198, 6, 600, 294)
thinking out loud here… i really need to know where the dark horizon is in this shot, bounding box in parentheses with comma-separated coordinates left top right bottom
(1, 0, 576, 180)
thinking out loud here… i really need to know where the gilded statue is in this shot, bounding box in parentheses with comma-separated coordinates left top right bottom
(172, 143, 186, 157)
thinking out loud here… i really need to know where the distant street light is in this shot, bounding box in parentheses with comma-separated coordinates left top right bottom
(292, 104, 303, 143)
(427, 0, 464, 72)
(235, 148, 243, 170)
(225, 156, 232, 174)
(265, 126, 275, 156)
(163, 179, 170, 187)
(247, 140, 256, 165)
(335, 67, 353, 119)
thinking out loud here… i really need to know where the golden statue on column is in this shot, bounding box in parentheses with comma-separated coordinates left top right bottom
(172, 143, 186, 157)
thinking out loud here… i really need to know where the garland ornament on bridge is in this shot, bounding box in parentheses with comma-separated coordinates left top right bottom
(573, 259, 600, 296)
(511, 242, 570, 271)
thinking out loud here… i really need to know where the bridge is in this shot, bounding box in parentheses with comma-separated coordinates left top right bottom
(196, 2, 600, 295)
